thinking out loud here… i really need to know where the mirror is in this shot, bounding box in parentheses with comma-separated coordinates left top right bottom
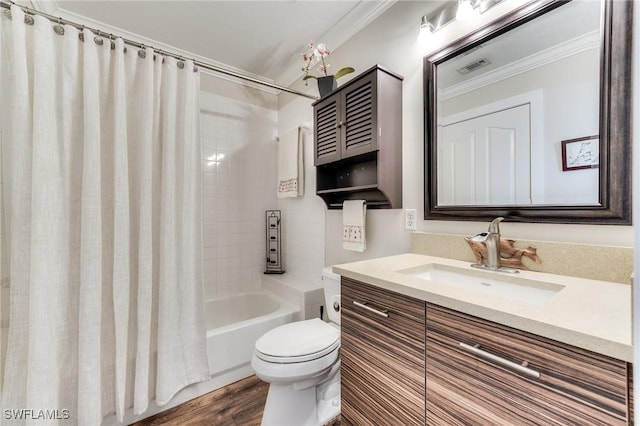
(424, 0, 632, 224)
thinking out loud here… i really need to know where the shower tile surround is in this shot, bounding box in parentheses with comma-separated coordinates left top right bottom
(411, 232, 633, 285)
(276, 124, 326, 289)
(200, 91, 278, 299)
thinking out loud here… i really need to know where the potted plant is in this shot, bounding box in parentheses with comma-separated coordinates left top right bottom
(301, 41, 354, 98)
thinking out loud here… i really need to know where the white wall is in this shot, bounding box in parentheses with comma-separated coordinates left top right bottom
(200, 78, 279, 298)
(277, 0, 633, 273)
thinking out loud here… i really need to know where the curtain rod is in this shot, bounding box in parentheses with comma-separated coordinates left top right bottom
(0, 0, 318, 101)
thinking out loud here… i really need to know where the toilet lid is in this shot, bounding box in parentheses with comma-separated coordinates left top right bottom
(255, 318, 340, 363)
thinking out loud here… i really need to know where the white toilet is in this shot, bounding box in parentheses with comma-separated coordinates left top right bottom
(251, 267, 341, 426)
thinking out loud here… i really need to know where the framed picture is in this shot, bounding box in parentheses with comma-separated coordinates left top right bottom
(561, 135, 599, 171)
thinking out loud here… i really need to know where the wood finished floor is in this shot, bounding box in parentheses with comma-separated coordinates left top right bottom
(132, 375, 268, 426)
(132, 375, 341, 426)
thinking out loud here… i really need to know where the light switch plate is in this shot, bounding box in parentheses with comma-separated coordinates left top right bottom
(405, 209, 417, 230)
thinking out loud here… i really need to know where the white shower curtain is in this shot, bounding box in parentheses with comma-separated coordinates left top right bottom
(0, 6, 209, 425)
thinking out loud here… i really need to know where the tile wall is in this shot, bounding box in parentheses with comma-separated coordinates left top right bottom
(276, 127, 326, 288)
(200, 91, 278, 299)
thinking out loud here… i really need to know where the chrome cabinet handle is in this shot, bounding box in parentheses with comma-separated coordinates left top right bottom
(459, 342, 541, 379)
(353, 301, 389, 318)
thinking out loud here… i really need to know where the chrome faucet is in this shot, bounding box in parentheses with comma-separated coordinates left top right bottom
(471, 217, 518, 273)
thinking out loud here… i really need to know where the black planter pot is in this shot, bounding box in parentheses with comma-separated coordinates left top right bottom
(317, 76, 337, 98)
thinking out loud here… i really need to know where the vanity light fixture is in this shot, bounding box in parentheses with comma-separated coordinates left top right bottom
(455, 0, 476, 21)
(419, 0, 504, 46)
(418, 15, 433, 45)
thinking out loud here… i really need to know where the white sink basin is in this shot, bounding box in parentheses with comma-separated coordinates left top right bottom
(396, 263, 565, 305)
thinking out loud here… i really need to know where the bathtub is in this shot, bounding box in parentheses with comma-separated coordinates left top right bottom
(106, 290, 299, 425)
(205, 290, 299, 388)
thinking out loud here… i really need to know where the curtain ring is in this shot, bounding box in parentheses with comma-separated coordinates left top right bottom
(109, 33, 115, 50)
(2, 8, 12, 20)
(78, 25, 85, 42)
(23, 13, 34, 25)
(177, 57, 185, 69)
(94, 29, 103, 46)
(138, 45, 146, 59)
(53, 17, 64, 35)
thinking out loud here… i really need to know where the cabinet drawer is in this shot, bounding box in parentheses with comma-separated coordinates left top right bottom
(342, 277, 424, 365)
(341, 278, 425, 425)
(426, 304, 631, 425)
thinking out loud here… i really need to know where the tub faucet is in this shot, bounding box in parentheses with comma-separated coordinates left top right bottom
(471, 217, 518, 273)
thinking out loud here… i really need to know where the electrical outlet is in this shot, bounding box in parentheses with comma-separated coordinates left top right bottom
(405, 209, 417, 230)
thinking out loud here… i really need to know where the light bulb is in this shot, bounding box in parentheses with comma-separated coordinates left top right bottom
(456, 0, 475, 21)
(418, 16, 433, 46)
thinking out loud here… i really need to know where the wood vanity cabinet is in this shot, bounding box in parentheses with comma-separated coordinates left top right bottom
(340, 277, 425, 425)
(314, 65, 402, 209)
(340, 278, 633, 425)
(426, 303, 633, 425)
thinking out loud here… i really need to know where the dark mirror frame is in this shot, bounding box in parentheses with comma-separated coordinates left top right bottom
(424, 0, 632, 225)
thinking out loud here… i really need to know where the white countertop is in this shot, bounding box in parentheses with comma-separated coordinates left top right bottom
(333, 253, 632, 362)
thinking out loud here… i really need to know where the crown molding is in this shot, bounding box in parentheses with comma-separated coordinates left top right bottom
(441, 30, 600, 100)
(276, 0, 398, 88)
(29, 0, 397, 96)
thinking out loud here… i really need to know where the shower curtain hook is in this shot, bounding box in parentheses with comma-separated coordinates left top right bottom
(23, 11, 34, 25)
(94, 29, 104, 46)
(53, 16, 64, 35)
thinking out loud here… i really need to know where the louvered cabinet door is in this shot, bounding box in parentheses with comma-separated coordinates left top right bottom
(341, 278, 426, 426)
(341, 72, 377, 160)
(426, 304, 632, 425)
(314, 94, 341, 166)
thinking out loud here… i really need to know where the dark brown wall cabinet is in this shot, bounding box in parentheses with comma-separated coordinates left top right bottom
(314, 65, 403, 209)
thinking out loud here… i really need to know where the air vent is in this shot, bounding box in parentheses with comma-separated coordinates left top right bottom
(457, 58, 491, 75)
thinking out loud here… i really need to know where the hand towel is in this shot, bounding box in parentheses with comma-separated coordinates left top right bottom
(277, 127, 304, 198)
(343, 200, 366, 252)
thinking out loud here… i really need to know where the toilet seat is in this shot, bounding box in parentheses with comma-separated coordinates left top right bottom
(256, 339, 340, 364)
(254, 318, 340, 364)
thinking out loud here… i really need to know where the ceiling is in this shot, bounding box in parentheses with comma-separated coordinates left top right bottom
(38, 0, 396, 87)
(437, 0, 601, 91)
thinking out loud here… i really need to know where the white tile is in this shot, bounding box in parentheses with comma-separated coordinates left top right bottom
(203, 172, 216, 187)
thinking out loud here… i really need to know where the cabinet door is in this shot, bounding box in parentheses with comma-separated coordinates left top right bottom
(341, 72, 377, 159)
(341, 278, 425, 425)
(426, 304, 631, 425)
(314, 94, 341, 165)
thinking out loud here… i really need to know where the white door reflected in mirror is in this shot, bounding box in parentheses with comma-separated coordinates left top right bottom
(439, 104, 531, 206)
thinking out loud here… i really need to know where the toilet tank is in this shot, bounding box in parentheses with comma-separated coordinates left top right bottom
(322, 267, 341, 325)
